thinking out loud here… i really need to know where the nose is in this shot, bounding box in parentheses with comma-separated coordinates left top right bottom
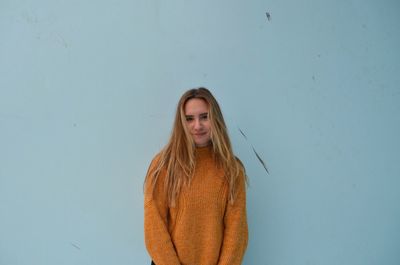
(193, 118, 202, 130)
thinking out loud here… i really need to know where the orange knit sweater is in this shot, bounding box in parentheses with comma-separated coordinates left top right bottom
(144, 146, 248, 265)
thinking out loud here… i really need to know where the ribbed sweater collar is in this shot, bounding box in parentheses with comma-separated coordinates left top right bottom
(194, 144, 213, 159)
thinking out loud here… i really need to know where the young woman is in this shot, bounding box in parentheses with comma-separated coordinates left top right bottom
(144, 88, 248, 265)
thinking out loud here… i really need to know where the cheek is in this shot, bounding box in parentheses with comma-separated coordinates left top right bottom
(186, 123, 193, 131)
(205, 122, 211, 132)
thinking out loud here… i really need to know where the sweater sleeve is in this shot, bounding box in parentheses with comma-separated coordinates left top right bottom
(144, 157, 181, 265)
(217, 170, 249, 265)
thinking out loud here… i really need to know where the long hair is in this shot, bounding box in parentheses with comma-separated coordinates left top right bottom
(144, 87, 246, 206)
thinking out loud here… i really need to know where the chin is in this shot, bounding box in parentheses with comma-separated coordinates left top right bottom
(195, 140, 211, 147)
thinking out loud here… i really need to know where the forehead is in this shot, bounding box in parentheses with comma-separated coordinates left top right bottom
(184, 98, 209, 115)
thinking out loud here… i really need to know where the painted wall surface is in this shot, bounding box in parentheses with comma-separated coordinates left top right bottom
(1, 0, 399, 264)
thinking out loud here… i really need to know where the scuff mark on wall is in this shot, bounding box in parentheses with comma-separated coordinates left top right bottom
(265, 12, 271, 21)
(70, 243, 81, 250)
(238, 127, 248, 140)
(53, 33, 69, 48)
(21, 11, 39, 24)
(238, 127, 269, 174)
(251, 146, 269, 174)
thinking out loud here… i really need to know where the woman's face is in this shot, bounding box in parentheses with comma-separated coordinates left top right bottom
(184, 98, 211, 147)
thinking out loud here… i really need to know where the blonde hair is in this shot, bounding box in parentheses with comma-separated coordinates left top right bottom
(145, 87, 246, 206)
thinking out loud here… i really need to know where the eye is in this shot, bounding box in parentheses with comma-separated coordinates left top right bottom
(200, 114, 208, 120)
(185, 116, 194, 122)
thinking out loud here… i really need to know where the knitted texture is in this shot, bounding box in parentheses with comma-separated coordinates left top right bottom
(144, 146, 248, 265)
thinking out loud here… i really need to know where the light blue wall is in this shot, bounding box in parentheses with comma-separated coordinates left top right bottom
(1, 0, 399, 264)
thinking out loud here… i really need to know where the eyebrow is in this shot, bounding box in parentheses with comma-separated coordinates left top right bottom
(185, 112, 208, 117)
